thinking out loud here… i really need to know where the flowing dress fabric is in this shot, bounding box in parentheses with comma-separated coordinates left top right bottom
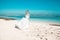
(17, 17, 30, 30)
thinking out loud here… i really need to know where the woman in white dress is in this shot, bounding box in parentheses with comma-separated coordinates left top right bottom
(15, 10, 30, 31)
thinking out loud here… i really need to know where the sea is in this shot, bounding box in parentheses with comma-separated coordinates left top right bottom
(0, 16, 60, 22)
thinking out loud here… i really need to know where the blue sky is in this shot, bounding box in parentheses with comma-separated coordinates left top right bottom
(0, 0, 60, 15)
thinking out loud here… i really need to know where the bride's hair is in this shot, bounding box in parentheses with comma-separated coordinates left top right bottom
(26, 10, 29, 15)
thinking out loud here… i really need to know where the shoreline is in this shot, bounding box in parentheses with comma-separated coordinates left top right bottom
(0, 17, 16, 20)
(0, 17, 60, 26)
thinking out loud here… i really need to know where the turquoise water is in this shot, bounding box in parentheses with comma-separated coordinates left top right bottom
(1, 16, 60, 22)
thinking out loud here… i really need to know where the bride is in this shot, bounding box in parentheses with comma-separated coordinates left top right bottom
(15, 10, 30, 31)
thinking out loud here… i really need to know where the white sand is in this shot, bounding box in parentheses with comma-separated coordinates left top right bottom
(0, 19, 60, 40)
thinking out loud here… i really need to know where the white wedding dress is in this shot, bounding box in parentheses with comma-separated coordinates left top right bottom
(16, 13, 30, 31)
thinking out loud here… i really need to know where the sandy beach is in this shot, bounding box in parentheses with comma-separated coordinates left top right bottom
(0, 19, 60, 40)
